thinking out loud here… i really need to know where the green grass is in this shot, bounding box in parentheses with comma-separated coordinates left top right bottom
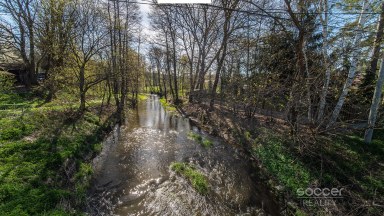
(0, 92, 113, 215)
(252, 128, 311, 193)
(171, 162, 208, 194)
(187, 132, 213, 148)
(138, 94, 148, 101)
(249, 126, 384, 215)
(159, 98, 177, 111)
(312, 133, 384, 214)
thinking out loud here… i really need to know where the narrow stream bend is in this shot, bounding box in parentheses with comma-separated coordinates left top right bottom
(87, 95, 278, 216)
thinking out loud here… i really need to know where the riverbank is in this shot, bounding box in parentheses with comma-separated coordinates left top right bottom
(0, 91, 117, 215)
(180, 102, 384, 216)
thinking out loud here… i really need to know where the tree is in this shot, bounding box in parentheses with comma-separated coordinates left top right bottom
(0, 0, 38, 88)
(327, 1, 370, 128)
(317, 0, 331, 123)
(209, 0, 240, 110)
(106, 0, 141, 122)
(364, 54, 384, 143)
(361, 2, 384, 102)
(37, 0, 75, 101)
(71, 0, 107, 111)
(284, 0, 316, 132)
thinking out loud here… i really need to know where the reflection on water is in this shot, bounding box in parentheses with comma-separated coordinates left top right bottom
(87, 95, 278, 216)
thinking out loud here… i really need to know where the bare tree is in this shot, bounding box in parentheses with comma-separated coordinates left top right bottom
(0, 0, 38, 88)
(361, 1, 384, 101)
(317, 0, 330, 123)
(364, 54, 384, 143)
(209, 0, 240, 110)
(327, 1, 370, 128)
(71, 0, 108, 111)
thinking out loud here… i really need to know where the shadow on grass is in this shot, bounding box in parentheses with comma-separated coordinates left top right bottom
(291, 129, 384, 215)
(0, 106, 117, 215)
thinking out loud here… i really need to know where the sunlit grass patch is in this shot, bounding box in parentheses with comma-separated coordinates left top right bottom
(187, 132, 213, 148)
(159, 98, 177, 111)
(138, 94, 148, 101)
(171, 162, 208, 194)
(0, 92, 112, 215)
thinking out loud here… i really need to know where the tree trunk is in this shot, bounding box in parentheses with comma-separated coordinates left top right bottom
(79, 66, 86, 111)
(364, 55, 384, 143)
(171, 26, 179, 103)
(327, 1, 369, 128)
(210, 4, 233, 110)
(165, 32, 174, 100)
(361, 2, 384, 101)
(317, 0, 330, 122)
(156, 60, 162, 95)
(284, 0, 309, 134)
(303, 39, 312, 122)
(27, 12, 37, 85)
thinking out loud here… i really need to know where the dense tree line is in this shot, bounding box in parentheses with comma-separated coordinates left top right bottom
(1, 0, 384, 141)
(147, 0, 384, 143)
(0, 0, 145, 122)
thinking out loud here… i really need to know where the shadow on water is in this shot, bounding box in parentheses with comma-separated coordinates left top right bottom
(87, 95, 280, 216)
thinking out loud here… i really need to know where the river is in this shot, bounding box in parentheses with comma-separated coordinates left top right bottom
(87, 95, 279, 216)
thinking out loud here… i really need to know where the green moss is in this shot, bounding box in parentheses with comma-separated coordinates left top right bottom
(171, 162, 208, 194)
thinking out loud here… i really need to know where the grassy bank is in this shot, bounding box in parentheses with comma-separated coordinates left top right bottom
(181, 103, 384, 216)
(250, 127, 384, 215)
(0, 92, 115, 215)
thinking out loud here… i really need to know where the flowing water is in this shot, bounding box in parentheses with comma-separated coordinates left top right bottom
(87, 95, 279, 216)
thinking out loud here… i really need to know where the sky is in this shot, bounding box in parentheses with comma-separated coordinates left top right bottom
(138, 0, 156, 54)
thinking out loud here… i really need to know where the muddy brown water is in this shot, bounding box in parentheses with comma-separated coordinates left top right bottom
(87, 95, 279, 216)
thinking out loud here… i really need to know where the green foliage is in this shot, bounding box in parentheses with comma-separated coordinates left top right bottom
(252, 128, 311, 193)
(74, 162, 93, 205)
(187, 132, 213, 148)
(250, 126, 384, 214)
(171, 162, 208, 194)
(0, 118, 35, 140)
(0, 138, 71, 215)
(318, 133, 384, 199)
(0, 72, 16, 92)
(0, 92, 109, 215)
(202, 139, 213, 148)
(159, 98, 177, 111)
(137, 94, 148, 101)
